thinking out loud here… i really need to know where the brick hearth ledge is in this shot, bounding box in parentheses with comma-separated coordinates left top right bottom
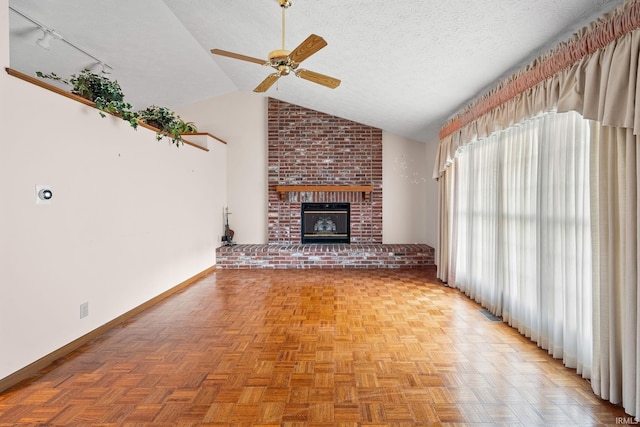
(215, 244, 435, 269)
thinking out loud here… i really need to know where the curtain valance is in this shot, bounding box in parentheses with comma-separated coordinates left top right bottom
(433, 0, 640, 179)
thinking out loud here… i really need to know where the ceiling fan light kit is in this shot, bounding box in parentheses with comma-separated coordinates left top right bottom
(211, 0, 340, 93)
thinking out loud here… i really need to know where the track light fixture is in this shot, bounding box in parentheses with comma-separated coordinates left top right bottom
(99, 62, 112, 74)
(10, 6, 114, 73)
(36, 27, 63, 50)
(36, 29, 52, 49)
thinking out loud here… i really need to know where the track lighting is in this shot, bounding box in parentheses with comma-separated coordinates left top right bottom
(36, 30, 52, 49)
(99, 62, 112, 75)
(10, 6, 114, 73)
(36, 27, 63, 50)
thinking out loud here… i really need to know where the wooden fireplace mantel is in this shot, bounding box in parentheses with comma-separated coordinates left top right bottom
(275, 185, 374, 201)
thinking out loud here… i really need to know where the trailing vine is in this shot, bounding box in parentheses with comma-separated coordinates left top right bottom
(36, 69, 138, 128)
(36, 69, 197, 146)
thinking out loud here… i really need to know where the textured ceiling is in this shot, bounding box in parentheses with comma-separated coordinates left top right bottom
(7, 0, 624, 142)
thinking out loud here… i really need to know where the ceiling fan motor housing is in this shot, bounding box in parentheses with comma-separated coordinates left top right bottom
(269, 49, 297, 75)
(268, 49, 290, 61)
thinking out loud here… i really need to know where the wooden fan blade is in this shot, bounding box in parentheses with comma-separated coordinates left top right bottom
(254, 73, 281, 93)
(211, 49, 266, 65)
(296, 69, 341, 89)
(289, 34, 327, 64)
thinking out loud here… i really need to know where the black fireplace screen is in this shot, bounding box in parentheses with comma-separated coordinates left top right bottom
(301, 203, 350, 244)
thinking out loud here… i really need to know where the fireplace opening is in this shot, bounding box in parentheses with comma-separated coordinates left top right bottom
(301, 203, 350, 244)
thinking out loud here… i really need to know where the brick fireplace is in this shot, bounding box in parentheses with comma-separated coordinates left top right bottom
(268, 98, 382, 243)
(216, 98, 435, 268)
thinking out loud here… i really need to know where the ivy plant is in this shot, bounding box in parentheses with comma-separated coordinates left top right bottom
(136, 105, 197, 146)
(36, 69, 198, 146)
(36, 69, 138, 128)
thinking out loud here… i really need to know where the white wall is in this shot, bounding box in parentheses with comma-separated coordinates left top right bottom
(0, 0, 226, 381)
(382, 132, 435, 245)
(177, 93, 267, 244)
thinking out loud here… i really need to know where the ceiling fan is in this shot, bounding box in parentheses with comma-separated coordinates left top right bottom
(211, 0, 341, 93)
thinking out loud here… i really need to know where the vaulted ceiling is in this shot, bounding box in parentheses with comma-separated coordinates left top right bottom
(7, 0, 624, 143)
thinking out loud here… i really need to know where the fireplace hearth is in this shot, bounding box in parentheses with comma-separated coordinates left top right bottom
(301, 203, 350, 244)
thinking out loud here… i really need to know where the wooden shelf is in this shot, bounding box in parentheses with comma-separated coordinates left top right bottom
(181, 132, 228, 145)
(275, 185, 374, 201)
(4, 68, 227, 152)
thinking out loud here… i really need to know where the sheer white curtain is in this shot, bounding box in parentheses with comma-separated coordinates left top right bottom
(452, 136, 501, 313)
(451, 111, 593, 374)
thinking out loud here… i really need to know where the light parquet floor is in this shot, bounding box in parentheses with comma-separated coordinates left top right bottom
(0, 268, 630, 426)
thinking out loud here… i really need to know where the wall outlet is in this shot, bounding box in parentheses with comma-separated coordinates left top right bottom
(80, 302, 89, 319)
